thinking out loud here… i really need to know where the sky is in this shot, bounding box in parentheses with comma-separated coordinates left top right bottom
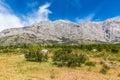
(0, 0, 120, 31)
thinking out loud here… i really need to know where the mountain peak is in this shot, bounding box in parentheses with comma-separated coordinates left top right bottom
(0, 18, 120, 46)
(106, 17, 120, 22)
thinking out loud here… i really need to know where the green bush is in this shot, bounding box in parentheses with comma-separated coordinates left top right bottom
(24, 50, 48, 62)
(100, 64, 110, 74)
(24, 44, 48, 62)
(53, 48, 88, 67)
(111, 49, 119, 53)
(85, 61, 96, 67)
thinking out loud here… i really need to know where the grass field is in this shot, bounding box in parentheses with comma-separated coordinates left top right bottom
(0, 53, 120, 80)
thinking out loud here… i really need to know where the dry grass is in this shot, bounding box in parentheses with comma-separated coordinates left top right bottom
(0, 54, 120, 80)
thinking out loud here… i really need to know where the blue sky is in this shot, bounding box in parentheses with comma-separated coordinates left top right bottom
(0, 0, 120, 30)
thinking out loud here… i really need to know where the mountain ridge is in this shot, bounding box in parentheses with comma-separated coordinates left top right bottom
(0, 18, 120, 46)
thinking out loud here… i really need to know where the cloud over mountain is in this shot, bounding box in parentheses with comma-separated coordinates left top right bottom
(0, 1, 51, 31)
(25, 3, 52, 25)
(0, 0, 24, 31)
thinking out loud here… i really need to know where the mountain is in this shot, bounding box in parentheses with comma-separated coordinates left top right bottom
(0, 18, 120, 46)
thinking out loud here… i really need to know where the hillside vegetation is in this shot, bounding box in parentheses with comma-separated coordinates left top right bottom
(0, 44, 120, 80)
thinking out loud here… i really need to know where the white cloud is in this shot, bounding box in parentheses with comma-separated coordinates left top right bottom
(25, 3, 51, 25)
(76, 14, 94, 23)
(0, 0, 24, 31)
(0, 1, 51, 31)
(0, 14, 24, 31)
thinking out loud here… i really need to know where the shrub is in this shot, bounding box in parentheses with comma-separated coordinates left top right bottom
(111, 49, 119, 53)
(85, 61, 96, 67)
(24, 44, 48, 62)
(24, 50, 48, 62)
(53, 48, 88, 67)
(100, 64, 110, 74)
(99, 61, 104, 65)
(118, 73, 120, 77)
(50, 70, 55, 79)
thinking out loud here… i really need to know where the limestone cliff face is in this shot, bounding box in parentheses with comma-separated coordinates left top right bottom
(0, 18, 120, 45)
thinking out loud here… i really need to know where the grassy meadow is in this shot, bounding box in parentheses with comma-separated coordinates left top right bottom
(0, 44, 120, 80)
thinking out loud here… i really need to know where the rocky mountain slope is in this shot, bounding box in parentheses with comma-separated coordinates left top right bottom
(0, 18, 120, 46)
